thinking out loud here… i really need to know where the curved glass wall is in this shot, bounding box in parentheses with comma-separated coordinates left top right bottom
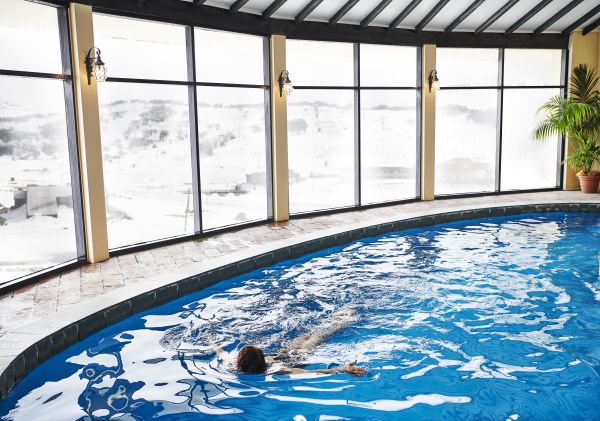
(0, 1, 568, 287)
(0, 0, 81, 286)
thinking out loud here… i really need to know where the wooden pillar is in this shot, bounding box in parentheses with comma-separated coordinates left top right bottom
(421, 44, 436, 201)
(68, 3, 109, 262)
(566, 32, 600, 190)
(269, 35, 290, 221)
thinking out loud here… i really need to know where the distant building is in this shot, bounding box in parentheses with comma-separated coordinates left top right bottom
(12, 185, 73, 218)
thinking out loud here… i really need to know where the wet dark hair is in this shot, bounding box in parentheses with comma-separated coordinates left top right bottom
(236, 345, 267, 374)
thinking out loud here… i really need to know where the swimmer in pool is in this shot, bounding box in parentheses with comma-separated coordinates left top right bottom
(213, 308, 366, 376)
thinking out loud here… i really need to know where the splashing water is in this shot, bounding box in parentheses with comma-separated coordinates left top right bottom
(2, 213, 600, 420)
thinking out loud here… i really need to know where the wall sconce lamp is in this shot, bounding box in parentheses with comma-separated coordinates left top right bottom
(428, 70, 440, 93)
(85, 47, 107, 85)
(278, 70, 293, 97)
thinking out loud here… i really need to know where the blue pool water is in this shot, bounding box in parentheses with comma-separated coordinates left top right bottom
(2, 213, 600, 420)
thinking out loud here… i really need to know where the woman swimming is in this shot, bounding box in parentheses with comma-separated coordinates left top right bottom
(227, 308, 365, 376)
(161, 308, 365, 376)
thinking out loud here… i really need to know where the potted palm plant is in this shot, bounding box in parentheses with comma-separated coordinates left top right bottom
(534, 64, 600, 193)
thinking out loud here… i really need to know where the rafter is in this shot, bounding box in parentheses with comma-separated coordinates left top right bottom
(295, 0, 324, 23)
(230, 0, 249, 12)
(389, 0, 423, 30)
(415, 0, 450, 33)
(533, 0, 584, 35)
(360, 0, 394, 29)
(263, 0, 287, 18)
(505, 0, 553, 35)
(475, 0, 519, 35)
(582, 14, 600, 35)
(445, 0, 486, 34)
(87, 0, 568, 49)
(561, 4, 600, 36)
(329, 0, 361, 25)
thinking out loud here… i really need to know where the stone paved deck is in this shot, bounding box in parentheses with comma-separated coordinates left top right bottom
(1, 191, 598, 341)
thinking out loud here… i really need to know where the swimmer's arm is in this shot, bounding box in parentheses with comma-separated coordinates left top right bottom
(276, 360, 365, 377)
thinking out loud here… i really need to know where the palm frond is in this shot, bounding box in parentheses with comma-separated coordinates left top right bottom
(571, 64, 600, 103)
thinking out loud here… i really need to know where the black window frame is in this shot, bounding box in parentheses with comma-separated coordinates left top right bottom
(0, 3, 86, 291)
(434, 47, 567, 200)
(91, 12, 274, 255)
(287, 39, 423, 218)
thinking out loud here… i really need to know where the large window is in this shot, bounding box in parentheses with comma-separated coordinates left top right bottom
(287, 40, 355, 214)
(95, 15, 194, 249)
(500, 50, 563, 190)
(0, 0, 82, 286)
(360, 44, 418, 205)
(435, 48, 499, 195)
(95, 17, 271, 248)
(435, 48, 564, 196)
(194, 28, 269, 230)
(287, 41, 420, 214)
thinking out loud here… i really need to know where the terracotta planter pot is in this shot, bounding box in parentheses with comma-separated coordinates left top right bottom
(578, 173, 600, 193)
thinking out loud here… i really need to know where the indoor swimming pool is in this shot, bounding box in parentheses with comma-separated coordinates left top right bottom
(1, 213, 600, 420)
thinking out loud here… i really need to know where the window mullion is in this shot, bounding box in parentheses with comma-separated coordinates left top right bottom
(58, 6, 87, 260)
(185, 27, 203, 234)
(495, 48, 505, 192)
(354, 43, 361, 207)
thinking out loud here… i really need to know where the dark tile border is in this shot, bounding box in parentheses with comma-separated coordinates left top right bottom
(1, 202, 599, 399)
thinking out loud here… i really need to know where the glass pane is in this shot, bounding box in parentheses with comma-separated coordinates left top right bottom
(360, 90, 417, 204)
(501, 89, 559, 190)
(195, 28, 264, 85)
(0, 76, 77, 284)
(435, 89, 498, 195)
(98, 83, 193, 248)
(0, 0, 62, 73)
(288, 90, 355, 213)
(360, 44, 417, 87)
(286, 40, 354, 86)
(436, 48, 499, 87)
(197, 86, 268, 230)
(93, 14, 188, 81)
(504, 49, 563, 86)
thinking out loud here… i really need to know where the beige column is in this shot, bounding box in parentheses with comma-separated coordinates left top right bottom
(269, 35, 290, 221)
(421, 44, 436, 201)
(69, 3, 109, 262)
(566, 32, 600, 190)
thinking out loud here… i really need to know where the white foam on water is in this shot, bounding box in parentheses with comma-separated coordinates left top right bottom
(293, 385, 355, 392)
(584, 282, 600, 301)
(265, 393, 471, 412)
(401, 364, 437, 379)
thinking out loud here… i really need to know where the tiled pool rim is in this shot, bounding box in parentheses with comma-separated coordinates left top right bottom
(1, 202, 599, 399)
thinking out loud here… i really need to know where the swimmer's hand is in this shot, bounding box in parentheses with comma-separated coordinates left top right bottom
(335, 360, 365, 377)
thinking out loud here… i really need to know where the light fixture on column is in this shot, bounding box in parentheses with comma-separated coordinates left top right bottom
(85, 47, 107, 85)
(428, 69, 440, 93)
(278, 70, 293, 97)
